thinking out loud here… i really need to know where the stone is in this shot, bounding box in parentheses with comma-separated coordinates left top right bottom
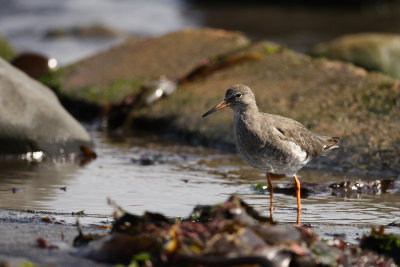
(11, 52, 57, 79)
(127, 40, 400, 174)
(0, 57, 91, 155)
(57, 28, 249, 103)
(44, 24, 120, 39)
(310, 33, 400, 80)
(43, 28, 400, 173)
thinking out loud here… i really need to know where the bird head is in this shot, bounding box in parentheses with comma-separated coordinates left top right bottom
(202, 84, 256, 117)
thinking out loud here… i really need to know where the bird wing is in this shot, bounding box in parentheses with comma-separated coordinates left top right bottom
(261, 114, 331, 158)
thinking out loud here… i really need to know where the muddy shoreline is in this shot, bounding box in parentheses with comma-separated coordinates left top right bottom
(0, 209, 111, 267)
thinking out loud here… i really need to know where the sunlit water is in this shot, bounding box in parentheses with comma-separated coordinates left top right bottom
(0, 130, 399, 228)
(0, 0, 198, 65)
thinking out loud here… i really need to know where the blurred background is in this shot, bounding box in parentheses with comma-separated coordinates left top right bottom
(1, 0, 400, 65)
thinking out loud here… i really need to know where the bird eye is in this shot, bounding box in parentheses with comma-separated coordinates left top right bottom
(235, 93, 242, 98)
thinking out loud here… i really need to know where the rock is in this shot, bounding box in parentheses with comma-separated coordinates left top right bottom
(11, 52, 58, 79)
(44, 24, 120, 39)
(0, 35, 16, 61)
(45, 28, 400, 174)
(309, 33, 400, 80)
(57, 28, 249, 103)
(126, 40, 400, 174)
(0, 57, 91, 155)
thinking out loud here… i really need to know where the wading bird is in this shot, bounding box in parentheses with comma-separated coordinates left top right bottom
(202, 84, 340, 224)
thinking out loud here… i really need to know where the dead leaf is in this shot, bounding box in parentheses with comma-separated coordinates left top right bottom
(41, 217, 51, 223)
(37, 237, 57, 249)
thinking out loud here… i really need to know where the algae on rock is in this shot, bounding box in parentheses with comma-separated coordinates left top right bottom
(310, 33, 400, 80)
(0, 35, 16, 61)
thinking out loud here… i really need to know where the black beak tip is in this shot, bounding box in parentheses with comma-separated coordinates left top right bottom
(202, 100, 228, 118)
(202, 109, 215, 118)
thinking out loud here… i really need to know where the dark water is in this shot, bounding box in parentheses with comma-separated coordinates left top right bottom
(1, 0, 400, 64)
(0, 130, 399, 228)
(185, 2, 400, 52)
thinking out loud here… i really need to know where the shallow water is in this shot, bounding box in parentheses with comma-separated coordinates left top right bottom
(0, 130, 399, 227)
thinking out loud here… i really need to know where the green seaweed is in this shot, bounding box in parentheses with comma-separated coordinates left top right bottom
(38, 69, 64, 92)
(250, 183, 269, 194)
(119, 252, 152, 267)
(72, 210, 85, 216)
(360, 226, 400, 264)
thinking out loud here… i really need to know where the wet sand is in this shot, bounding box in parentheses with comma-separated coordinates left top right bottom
(0, 209, 110, 267)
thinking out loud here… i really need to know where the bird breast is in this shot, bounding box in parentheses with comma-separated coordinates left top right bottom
(233, 112, 266, 166)
(233, 112, 310, 175)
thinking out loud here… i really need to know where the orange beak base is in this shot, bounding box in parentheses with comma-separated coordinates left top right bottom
(202, 101, 229, 117)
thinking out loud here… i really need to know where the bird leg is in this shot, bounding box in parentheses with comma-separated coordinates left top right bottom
(266, 173, 274, 218)
(293, 174, 301, 225)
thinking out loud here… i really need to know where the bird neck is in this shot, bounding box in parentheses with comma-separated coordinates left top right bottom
(234, 104, 260, 129)
(233, 104, 264, 146)
(239, 103, 259, 116)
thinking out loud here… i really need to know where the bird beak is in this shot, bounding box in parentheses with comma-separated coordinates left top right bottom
(202, 100, 229, 117)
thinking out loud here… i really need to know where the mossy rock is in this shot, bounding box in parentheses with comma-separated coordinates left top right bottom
(57, 28, 250, 104)
(46, 28, 400, 173)
(310, 33, 400, 80)
(128, 41, 400, 174)
(0, 35, 16, 61)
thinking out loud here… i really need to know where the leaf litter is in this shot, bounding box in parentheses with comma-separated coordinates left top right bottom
(72, 195, 398, 266)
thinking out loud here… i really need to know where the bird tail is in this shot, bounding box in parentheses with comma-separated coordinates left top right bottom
(322, 136, 340, 154)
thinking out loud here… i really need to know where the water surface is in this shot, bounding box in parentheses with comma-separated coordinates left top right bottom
(0, 130, 399, 227)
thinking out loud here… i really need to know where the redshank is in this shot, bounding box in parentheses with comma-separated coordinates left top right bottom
(202, 84, 340, 224)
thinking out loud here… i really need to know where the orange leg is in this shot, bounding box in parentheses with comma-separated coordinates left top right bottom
(266, 173, 274, 218)
(293, 174, 301, 225)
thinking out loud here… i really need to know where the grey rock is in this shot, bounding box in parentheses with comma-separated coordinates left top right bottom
(310, 33, 400, 80)
(0, 57, 91, 155)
